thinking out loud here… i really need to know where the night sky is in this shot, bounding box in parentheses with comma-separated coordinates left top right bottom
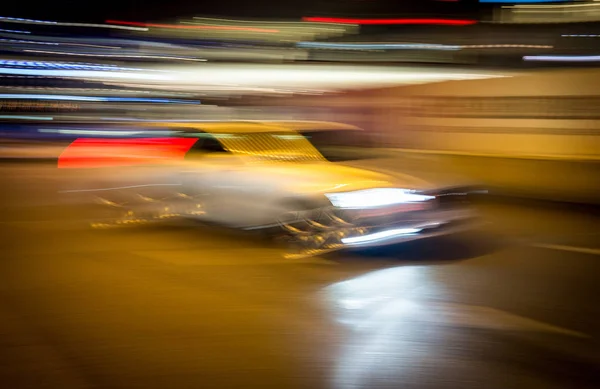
(1, 0, 480, 24)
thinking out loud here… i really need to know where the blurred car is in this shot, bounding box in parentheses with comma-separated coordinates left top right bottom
(64, 121, 484, 256)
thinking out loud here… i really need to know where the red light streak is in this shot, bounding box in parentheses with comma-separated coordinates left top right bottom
(58, 137, 198, 169)
(105, 20, 280, 33)
(302, 17, 476, 26)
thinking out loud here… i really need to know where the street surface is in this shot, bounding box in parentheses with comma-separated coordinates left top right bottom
(0, 163, 599, 389)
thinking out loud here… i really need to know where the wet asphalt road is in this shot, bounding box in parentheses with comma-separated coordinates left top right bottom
(0, 164, 599, 389)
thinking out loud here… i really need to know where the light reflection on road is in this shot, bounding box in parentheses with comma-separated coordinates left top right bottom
(324, 265, 588, 389)
(324, 266, 441, 389)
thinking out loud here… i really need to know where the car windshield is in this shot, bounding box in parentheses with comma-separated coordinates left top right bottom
(299, 129, 377, 162)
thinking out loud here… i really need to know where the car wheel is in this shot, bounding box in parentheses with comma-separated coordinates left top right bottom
(273, 200, 354, 258)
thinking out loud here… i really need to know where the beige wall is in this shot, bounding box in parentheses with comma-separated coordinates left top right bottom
(240, 69, 600, 202)
(251, 68, 600, 160)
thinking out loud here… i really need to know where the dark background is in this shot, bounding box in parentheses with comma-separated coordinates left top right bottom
(1, 0, 481, 23)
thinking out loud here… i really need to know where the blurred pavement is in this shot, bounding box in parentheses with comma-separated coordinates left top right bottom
(0, 162, 599, 389)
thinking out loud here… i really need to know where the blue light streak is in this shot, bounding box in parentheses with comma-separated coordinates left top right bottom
(0, 94, 200, 104)
(0, 28, 30, 34)
(0, 67, 173, 80)
(0, 60, 141, 71)
(0, 115, 53, 120)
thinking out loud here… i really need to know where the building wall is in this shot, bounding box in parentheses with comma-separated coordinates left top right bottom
(241, 69, 600, 202)
(369, 68, 600, 158)
(254, 68, 600, 159)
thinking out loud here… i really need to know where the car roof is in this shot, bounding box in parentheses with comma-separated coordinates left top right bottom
(142, 120, 362, 133)
(248, 121, 363, 132)
(145, 121, 296, 134)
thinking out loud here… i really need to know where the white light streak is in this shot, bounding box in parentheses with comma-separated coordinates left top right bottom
(326, 188, 434, 209)
(39, 128, 145, 136)
(192, 16, 357, 27)
(341, 228, 422, 245)
(523, 54, 600, 61)
(0, 68, 174, 81)
(0, 28, 30, 34)
(0, 38, 59, 45)
(0, 16, 148, 31)
(298, 42, 552, 50)
(23, 50, 207, 62)
(506, 1, 600, 9)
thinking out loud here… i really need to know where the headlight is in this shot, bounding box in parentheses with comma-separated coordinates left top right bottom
(325, 188, 434, 209)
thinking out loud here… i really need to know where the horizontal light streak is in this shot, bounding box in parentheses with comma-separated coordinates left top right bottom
(0, 60, 150, 72)
(523, 54, 600, 61)
(506, 1, 600, 9)
(0, 67, 172, 80)
(298, 42, 552, 50)
(193, 17, 354, 26)
(23, 50, 208, 62)
(0, 115, 53, 120)
(342, 228, 422, 245)
(480, 0, 567, 3)
(302, 17, 477, 25)
(0, 28, 30, 34)
(0, 94, 200, 103)
(0, 16, 148, 31)
(106, 20, 279, 33)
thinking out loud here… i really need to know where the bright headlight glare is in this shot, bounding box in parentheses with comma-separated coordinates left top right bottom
(325, 188, 434, 209)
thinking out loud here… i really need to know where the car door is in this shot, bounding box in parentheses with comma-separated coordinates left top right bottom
(176, 130, 250, 225)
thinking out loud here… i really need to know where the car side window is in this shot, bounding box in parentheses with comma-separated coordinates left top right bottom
(173, 129, 229, 159)
(198, 135, 228, 153)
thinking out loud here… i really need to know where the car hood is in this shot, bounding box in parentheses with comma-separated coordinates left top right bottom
(251, 161, 433, 194)
(338, 156, 481, 191)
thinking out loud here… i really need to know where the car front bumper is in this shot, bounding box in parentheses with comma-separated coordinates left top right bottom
(338, 208, 483, 248)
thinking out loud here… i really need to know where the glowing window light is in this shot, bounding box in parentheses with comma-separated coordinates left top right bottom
(302, 17, 477, 25)
(105, 20, 279, 33)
